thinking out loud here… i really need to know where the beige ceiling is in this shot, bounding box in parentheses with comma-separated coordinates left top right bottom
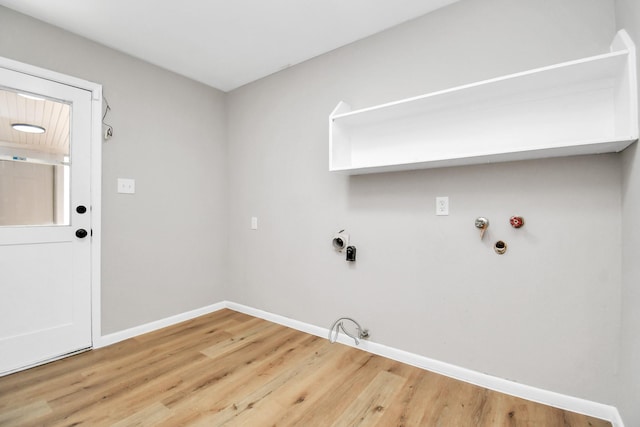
(0, 88, 70, 159)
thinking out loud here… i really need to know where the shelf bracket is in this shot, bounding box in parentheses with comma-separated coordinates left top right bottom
(330, 101, 351, 118)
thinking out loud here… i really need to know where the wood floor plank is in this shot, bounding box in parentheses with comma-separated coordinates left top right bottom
(0, 400, 51, 426)
(331, 369, 407, 427)
(0, 309, 613, 427)
(155, 327, 322, 425)
(110, 402, 171, 427)
(192, 337, 356, 426)
(238, 344, 362, 426)
(373, 362, 444, 426)
(284, 355, 408, 426)
(36, 341, 215, 425)
(0, 339, 139, 407)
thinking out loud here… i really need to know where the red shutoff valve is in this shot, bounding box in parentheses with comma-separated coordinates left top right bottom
(510, 216, 525, 228)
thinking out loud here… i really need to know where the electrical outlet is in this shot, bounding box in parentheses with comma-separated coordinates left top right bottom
(435, 196, 449, 216)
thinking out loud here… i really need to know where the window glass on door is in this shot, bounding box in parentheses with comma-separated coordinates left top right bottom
(0, 87, 70, 226)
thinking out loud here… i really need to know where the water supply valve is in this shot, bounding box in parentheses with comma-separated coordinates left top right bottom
(475, 217, 489, 239)
(510, 216, 525, 228)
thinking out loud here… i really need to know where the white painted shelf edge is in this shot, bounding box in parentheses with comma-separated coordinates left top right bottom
(329, 29, 639, 174)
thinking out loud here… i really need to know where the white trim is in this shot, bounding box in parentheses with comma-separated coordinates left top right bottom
(225, 301, 624, 427)
(91, 300, 624, 425)
(94, 302, 227, 348)
(90, 91, 102, 346)
(0, 56, 103, 363)
(0, 56, 102, 100)
(611, 411, 626, 427)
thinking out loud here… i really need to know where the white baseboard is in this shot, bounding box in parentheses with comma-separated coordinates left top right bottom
(94, 300, 624, 426)
(93, 301, 226, 348)
(226, 301, 624, 427)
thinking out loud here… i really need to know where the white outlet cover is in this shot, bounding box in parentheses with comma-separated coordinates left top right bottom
(435, 196, 449, 215)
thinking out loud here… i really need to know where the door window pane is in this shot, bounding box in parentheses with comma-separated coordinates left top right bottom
(0, 87, 70, 226)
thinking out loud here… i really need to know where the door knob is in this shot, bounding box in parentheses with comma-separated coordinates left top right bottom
(76, 205, 87, 214)
(75, 229, 88, 239)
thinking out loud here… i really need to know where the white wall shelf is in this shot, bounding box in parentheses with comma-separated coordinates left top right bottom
(329, 30, 638, 174)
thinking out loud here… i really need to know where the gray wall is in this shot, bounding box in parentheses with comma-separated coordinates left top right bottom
(226, 0, 622, 407)
(0, 6, 229, 334)
(616, 0, 640, 425)
(2, 0, 638, 422)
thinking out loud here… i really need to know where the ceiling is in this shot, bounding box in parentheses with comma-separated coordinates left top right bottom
(0, 88, 70, 163)
(0, 0, 459, 92)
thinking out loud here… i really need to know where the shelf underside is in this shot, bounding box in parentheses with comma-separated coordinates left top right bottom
(330, 137, 636, 174)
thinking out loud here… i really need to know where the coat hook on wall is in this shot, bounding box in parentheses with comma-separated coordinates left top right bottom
(103, 95, 113, 141)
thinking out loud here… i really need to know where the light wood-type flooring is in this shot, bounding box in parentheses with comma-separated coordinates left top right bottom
(0, 309, 611, 426)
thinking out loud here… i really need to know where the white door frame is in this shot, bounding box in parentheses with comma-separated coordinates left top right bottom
(0, 56, 102, 347)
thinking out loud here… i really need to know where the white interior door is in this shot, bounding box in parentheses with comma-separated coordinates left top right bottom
(0, 66, 92, 375)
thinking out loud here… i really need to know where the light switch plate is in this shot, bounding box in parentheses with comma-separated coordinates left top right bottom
(117, 178, 135, 194)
